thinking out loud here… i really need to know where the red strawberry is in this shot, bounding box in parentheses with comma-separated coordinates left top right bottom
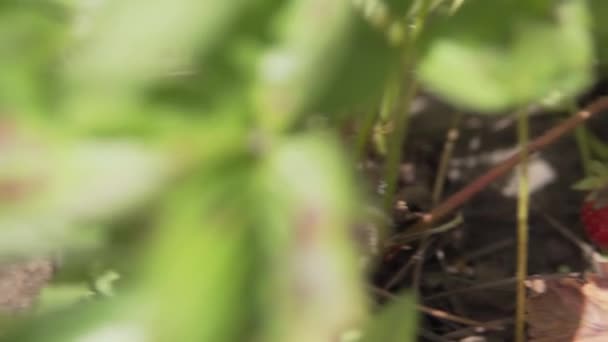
(581, 188, 608, 248)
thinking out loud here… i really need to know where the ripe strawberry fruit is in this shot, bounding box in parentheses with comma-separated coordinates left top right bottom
(581, 188, 608, 248)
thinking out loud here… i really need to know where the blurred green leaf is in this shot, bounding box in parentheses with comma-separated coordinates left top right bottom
(360, 292, 417, 342)
(418, 0, 592, 112)
(256, 133, 366, 342)
(589, 0, 608, 71)
(67, 0, 249, 90)
(254, 0, 404, 132)
(573, 160, 608, 190)
(0, 295, 147, 342)
(588, 132, 608, 162)
(137, 166, 255, 342)
(589, 160, 608, 177)
(0, 133, 172, 258)
(93, 270, 120, 297)
(36, 283, 94, 315)
(0, 3, 67, 115)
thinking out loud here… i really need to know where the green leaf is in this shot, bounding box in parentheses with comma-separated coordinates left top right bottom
(589, 0, 608, 71)
(572, 177, 606, 191)
(254, 0, 404, 132)
(93, 270, 120, 297)
(418, 0, 593, 112)
(0, 134, 171, 258)
(361, 292, 417, 342)
(0, 295, 144, 342)
(256, 133, 366, 342)
(67, 0, 249, 90)
(589, 160, 608, 177)
(36, 283, 95, 315)
(0, 4, 67, 115)
(588, 133, 608, 162)
(138, 167, 254, 342)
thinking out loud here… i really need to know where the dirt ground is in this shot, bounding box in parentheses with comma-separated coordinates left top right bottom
(368, 83, 608, 341)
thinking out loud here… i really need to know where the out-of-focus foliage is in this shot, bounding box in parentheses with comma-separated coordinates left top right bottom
(418, 0, 593, 112)
(1, 0, 607, 341)
(0, 0, 414, 340)
(589, 0, 608, 72)
(256, 133, 365, 342)
(360, 293, 417, 342)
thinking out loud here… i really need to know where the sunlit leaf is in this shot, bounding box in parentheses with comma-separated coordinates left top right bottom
(418, 0, 593, 112)
(254, 0, 404, 132)
(67, 0, 248, 90)
(0, 4, 66, 115)
(137, 169, 254, 342)
(0, 130, 172, 258)
(256, 133, 366, 342)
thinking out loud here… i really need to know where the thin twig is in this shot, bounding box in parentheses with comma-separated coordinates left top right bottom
(383, 215, 463, 290)
(423, 273, 582, 301)
(424, 277, 516, 301)
(419, 329, 454, 342)
(407, 96, 608, 232)
(535, 207, 594, 260)
(432, 112, 463, 206)
(442, 318, 513, 340)
(387, 213, 464, 245)
(412, 237, 434, 292)
(418, 304, 492, 328)
(370, 286, 502, 329)
(457, 238, 514, 264)
(569, 100, 592, 176)
(383, 237, 432, 290)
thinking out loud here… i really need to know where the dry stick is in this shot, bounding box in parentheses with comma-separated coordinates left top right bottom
(425, 113, 466, 314)
(383, 215, 463, 290)
(405, 96, 608, 234)
(423, 272, 582, 301)
(458, 238, 514, 264)
(424, 277, 517, 301)
(419, 329, 453, 342)
(370, 286, 503, 330)
(443, 318, 514, 340)
(432, 112, 463, 206)
(383, 238, 430, 290)
(535, 207, 594, 260)
(411, 237, 433, 292)
(384, 115, 464, 289)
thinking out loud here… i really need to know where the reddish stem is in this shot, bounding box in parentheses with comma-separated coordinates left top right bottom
(410, 96, 608, 233)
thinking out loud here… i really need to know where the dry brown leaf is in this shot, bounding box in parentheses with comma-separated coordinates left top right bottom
(527, 273, 608, 341)
(0, 259, 54, 313)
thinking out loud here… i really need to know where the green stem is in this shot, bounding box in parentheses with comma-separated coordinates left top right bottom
(382, 78, 417, 211)
(569, 101, 592, 176)
(515, 107, 530, 342)
(355, 106, 380, 161)
(381, 0, 432, 212)
(575, 126, 591, 176)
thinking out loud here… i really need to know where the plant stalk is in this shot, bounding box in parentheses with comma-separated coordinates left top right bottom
(515, 107, 529, 342)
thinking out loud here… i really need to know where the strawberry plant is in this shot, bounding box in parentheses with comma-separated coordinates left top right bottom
(1, 0, 608, 341)
(576, 162, 608, 248)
